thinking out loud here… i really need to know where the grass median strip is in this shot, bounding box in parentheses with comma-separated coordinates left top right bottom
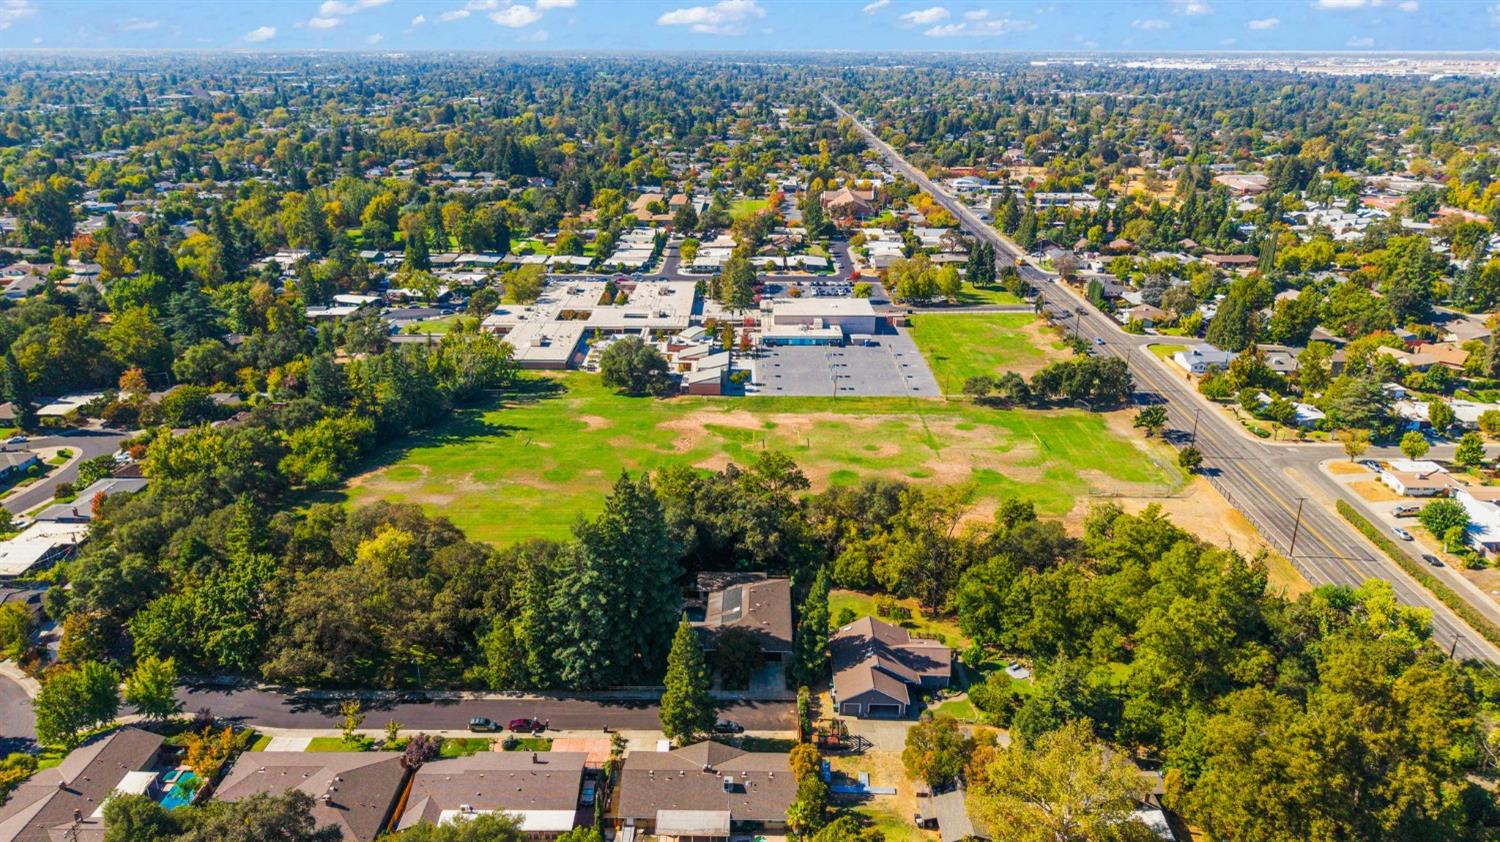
(1335, 499, 1500, 650)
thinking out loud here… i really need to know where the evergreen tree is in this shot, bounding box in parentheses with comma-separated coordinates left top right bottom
(405, 228, 432, 272)
(659, 615, 715, 743)
(553, 473, 681, 687)
(791, 566, 831, 687)
(3, 351, 35, 432)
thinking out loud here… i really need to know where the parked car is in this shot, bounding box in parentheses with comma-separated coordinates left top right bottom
(1422, 554, 1444, 567)
(1359, 460, 1381, 471)
(4, 435, 26, 444)
(508, 717, 545, 732)
(712, 719, 744, 734)
(1393, 527, 1414, 541)
(469, 717, 501, 732)
(1393, 505, 1421, 518)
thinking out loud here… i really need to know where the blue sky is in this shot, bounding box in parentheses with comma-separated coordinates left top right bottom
(1, 0, 1497, 52)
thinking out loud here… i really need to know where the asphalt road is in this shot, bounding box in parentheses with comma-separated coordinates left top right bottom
(4, 429, 129, 515)
(829, 95, 1500, 665)
(175, 685, 795, 732)
(0, 673, 35, 753)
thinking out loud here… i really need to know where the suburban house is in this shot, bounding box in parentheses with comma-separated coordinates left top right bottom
(917, 787, 990, 842)
(0, 521, 91, 580)
(394, 752, 590, 838)
(213, 752, 407, 841)
(1171, 345, 1237, 375)
(819, 187, 875, 219)
(34, 477, 149, 524)
(688, 573, 794, 663)
(1456, 486, 1500, 558)
(1379, 460, 1453, 497)
(0, 451, 38, 481)
(830, 616, 952, 718)
(0, 728, 164, 842)
(1118, 304, 1168, 328)
(613, 742, 796, 841)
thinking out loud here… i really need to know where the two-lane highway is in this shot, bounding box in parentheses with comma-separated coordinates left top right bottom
(828, 95, 1500, 664)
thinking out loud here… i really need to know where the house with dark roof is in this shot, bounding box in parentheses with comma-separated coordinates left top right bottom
(213, 752, 407, 841)
(0, 727, 164, 842)
(830, 616, 951, 718)
(918, 787, 990, 842)
(613, 742, 796, 840)
(394, 751, 589, 837)
(688, 573, 793, 662)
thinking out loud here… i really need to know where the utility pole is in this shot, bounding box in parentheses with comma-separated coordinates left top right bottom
(1190, 407, 1202, 444)
(1288, 497, 1307, 558)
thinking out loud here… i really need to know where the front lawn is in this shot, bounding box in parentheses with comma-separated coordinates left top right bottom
(730, 198, 769, 220)
(447, 737, 500, 756)
(305, 737, 368, 752)
(337, 373, 1182, 544)
(953, 283, 1024, 306)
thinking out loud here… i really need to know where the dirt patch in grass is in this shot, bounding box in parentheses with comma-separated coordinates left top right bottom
(577, 415, 612, 430)
(1351, 480, 1402, 503)
(1326, 461, 1370, 477)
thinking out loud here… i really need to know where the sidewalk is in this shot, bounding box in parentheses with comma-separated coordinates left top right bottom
(0, 660, 39, 698)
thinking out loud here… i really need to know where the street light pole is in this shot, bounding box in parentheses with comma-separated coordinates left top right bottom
(1191, 407, 1202, 444)
(1288, 497, 1307, 558)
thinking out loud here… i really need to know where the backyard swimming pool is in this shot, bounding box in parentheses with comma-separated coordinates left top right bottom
(158, 771, 198, 810)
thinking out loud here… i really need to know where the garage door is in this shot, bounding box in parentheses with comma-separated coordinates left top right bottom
(840, 702, 862, 716)
(866, 704, 902, 718)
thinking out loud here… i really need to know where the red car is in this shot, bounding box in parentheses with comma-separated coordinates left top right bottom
(508, 717, 545, 732)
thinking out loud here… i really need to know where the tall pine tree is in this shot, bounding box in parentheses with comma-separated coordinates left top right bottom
(659, 615, 715, 744)
(791, 566, 831, 687)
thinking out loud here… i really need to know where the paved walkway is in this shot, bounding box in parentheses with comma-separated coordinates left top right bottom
(262, 735, 312, 751)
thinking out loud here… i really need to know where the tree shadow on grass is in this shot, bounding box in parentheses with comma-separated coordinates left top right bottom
(302, 376, 571, 508)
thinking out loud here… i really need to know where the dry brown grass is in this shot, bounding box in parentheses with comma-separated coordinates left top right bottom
(1351, 480, 1402, 503)
(1327, 461, 1371, 477)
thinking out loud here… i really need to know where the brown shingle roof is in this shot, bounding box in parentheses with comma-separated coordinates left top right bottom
(214, 752, 406, 841)
(830, 617, 951, 706)
(615, 742, 795, 824)
(394, 752, 587, 832)
(693, 574, 793, 654)
(0, 728, 162, 842)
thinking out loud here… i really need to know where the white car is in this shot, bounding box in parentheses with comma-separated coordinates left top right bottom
(4, 435, 26, 445)
(1393, 527, 1414, 541)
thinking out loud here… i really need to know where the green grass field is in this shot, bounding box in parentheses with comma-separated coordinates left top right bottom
(909, 312, 1065, 392)
(337, 373, 1180, 545)
(730, 198, 769, 220)
(954, 283, 1025, 306)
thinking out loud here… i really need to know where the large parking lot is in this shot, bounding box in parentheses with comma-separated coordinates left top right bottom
(748, 329, 940, 397)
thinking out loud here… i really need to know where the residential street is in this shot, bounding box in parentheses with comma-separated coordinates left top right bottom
(0, 668, 35, 752)
(3, 429, 129, 515)
(174, 684, 795, 733)
(829, 94, 1500, 665)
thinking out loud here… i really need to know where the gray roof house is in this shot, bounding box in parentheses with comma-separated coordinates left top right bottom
(213, 752, 407, 841)
(830, 616, 951, 718)
(614, 742, 796, 839)
(689, 573, 793, 659)
(394, 751, 589, 837)
(0, 728, 164, 842)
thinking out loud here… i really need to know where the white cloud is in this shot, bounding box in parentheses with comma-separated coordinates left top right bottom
(410, 13, 426, 25)
(1397, 0, 1418, 10)
(924, 15, 1036, 36)
(243, 25, 277, 41)
(1247, 16, 1279, 29)
(536, 0, 576, 8)
(308, 16, 341, 28)
(366, 32, 384, 43)
(963, 9, 989, 20)
(1347, 34, 1375, 46)
(318, 0, 390, 16)
(0, 0, 38, 31)
(900, 6, 951, 25)
(439, 8, 471, 21)
(1170, 0, 1212, 14)
(861, 0, 890, 11)
(657, 0, 767, 35)
(122, 18, 162, 31)
(1131, 18, 1169, 29)
(491, 4, 543, 26)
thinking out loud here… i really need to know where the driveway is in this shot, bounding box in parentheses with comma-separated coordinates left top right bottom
(0, 667, 36, 753)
